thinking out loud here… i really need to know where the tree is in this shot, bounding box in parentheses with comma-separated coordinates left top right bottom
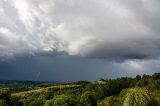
(43, 94, 76, 106)
(80, 91, 97, 106)
(0, 90, 11, 106)
(135, 79, 148, 87)
(154, 79, 160, 90)
(29, 98, 44, 106)
(136, 75, 141, 80)
(0, 99, 9, 106)
(152, 73, 160, 80)
(142, 74, 150, 79)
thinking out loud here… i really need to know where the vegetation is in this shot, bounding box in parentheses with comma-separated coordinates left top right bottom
(0, 73, 160, 106)
(123, 88, 157, 106)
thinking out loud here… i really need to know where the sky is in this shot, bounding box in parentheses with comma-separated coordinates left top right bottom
(0, 0, 160, 81)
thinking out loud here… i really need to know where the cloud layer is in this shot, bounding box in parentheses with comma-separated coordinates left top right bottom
(0, 0, 160, 59)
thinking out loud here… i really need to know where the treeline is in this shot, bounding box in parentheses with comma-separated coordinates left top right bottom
(0, 73, 160, 106)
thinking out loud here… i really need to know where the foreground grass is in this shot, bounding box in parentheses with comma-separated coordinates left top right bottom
(98, 88, 160, 106)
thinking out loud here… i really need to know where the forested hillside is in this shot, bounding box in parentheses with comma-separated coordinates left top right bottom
(0, 73, 160, 106)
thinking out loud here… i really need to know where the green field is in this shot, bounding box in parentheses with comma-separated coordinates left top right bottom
(11, 84, 80, 97)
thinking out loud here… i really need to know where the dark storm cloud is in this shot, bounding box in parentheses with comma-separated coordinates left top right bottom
(0, 55, 159, 81)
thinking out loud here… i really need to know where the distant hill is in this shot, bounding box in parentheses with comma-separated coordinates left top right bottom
(0, 80, 61, 85)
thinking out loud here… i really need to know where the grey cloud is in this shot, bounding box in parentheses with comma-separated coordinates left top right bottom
(0, 0, 160, 60)
(81, 37, 160, 60)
